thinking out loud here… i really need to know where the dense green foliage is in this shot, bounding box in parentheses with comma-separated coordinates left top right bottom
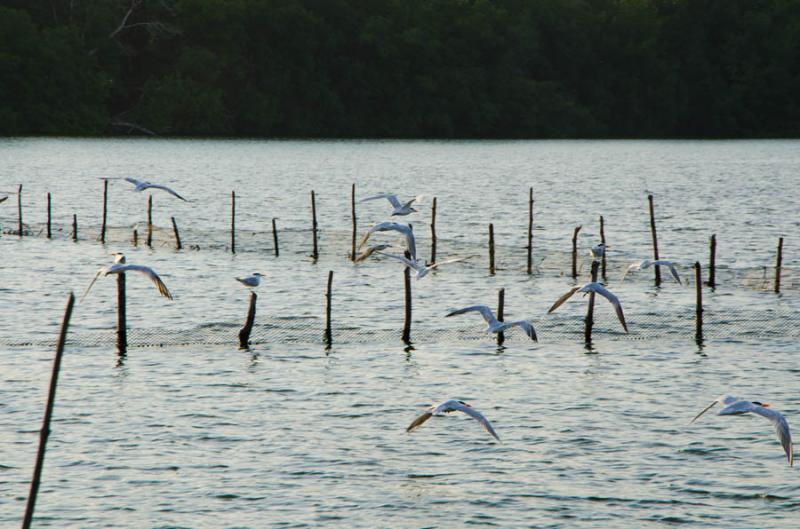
(1, 0, 799, 137)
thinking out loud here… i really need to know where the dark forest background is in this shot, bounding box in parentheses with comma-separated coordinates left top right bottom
(1, 0, 799, 138)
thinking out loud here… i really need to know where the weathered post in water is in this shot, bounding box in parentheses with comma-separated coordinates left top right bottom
(133, 229, 138, 247)
(402, 250, 412, 344)
(117, 272, 127, 355)
(599, 215, 607, 282)
(21, 292, 75, 529)
(648, 194, 661, 287)
(497, 288, 505, 346)
(17, 184, 23, 237)
(146, 195, 153, 248)
(72, 215, 77, 242)
(231, 191, 236, 254)
(430, 197, 438, 265)
(311, 190, 319, 261)
(351, 184, 357, 261)
(325, 270, 333, 345)
(101, 179, 108, 244)
(489, 223, 496, 275)
(527, 187, 534, 275)
(171, 217, 182, 250)
(46, 193, 51, 239)
(585, 260, 600, 344)
(571, 225, 582, 279)
(707, 234, 716, 289)
(775, 237, 784, 294)
(238, 292, 258, 348)
(272, 218, 279, 257)
(695, 261, 703, 344)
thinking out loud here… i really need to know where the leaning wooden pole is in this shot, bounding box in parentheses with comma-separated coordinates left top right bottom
(238, 292, 258, 348)
(171, 217, 182, 250)
(599, 215, 607, 281)
(695, 262, 703, 344)
(402, 251, 412, 344)
(350, 184, 357, 261)
(585, 260, 599, 344)
(527, 187, 533, 275)
(146, 194, 153, 248)
(21, 292, 75, 529)
(571, 225, 582, 279)
(17, 184, 23, 237)
(489, 223, 496, 275)
(272, 218, 279, 257)
(325, 271, 333, 345)
(775, 237, 784, 294)
(100, 179, 108, 244)
(116, 272, 127, 355)
(46, 193, 52, 239)
(648, 194, 661, 286)
(497, 288, 505, 346)
(430, 197, 438, 265)
(231, 191, 236, 254)
(311, 190, 319, 261)
(708, 234, 716, 289)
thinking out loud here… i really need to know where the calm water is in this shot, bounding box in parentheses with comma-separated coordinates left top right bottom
(1, 139, 799, 528)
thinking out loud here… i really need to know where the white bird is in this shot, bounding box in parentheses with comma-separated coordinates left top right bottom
(353, 243, 392, 263)
(359, 222, 417, 261)
(378, 252, 473, 279)
(407, 399, 500, 441)
(548, 282, 628, 332)
(235, 272, 266, 288)
(691, 394, 793, 466)
(81, 252, 173, 302)
(446, 304, 537, 341)
(622, 259, 682, 284)
(124, 177, 188, 201)
(590, 243, 608, 260)
(360, 193, 420, 216)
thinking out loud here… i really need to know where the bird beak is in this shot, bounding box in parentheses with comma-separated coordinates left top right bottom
(761, 403, 771, 408)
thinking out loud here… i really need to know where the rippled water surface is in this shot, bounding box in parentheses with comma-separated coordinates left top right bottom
(1, 139, 799, 528)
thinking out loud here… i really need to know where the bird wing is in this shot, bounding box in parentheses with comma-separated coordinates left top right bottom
(547, 286, 580, 313)
(377, 251, 414, 268)
(511, 320, 538, 341)
(80, 267, 108, 303)
(360, 193, 401, 209)
(124, 177, 144, 187)
(427, 255, 474, 270)
(446, 305, 498, 326)
(144, 183, 188, 201)
(691, 395, 739, 424)
(751, 406, 794, 466)
(114, 264, 173, 300)
(453, 403, 501, 441)
(406, 411, 434, 433)
(664, 263, 682, 284)
(621, 261, 642, 282)
(592, 284, 628, 332)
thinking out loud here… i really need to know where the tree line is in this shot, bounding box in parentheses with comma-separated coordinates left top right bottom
(1, 0, 799, 138)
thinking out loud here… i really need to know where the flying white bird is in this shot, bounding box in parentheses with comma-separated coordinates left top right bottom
(359, 222, 417, 261)
(353, 243, 392, 263)
(236, 272, 266, 288)
(360, 193, 420, 216)
(124, 177, 188, 201)
(590, 243, 609, 260)
(81, 252, 173, 302)
(622, 259, 682, 284)
(379, 252, 473, 279)
(691, 394, 793, 466)
(548, 282, 628, 332)
(407, 399, 500, 441)
(446, 304, 537, 341)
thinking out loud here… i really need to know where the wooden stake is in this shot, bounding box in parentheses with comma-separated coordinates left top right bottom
(171, 216, 182, 250)
(350, 184, 356, 261)
(231, 191, 236, 254)
(101, 179, 108, 244)
(325, 270, 333, 345)
(272, 218, 279, 257)
(775, 237, 784, 294)
(133, 229, 138, 247)
(585, 260, 599, 344)
(648, 194, 661, 286)
(21, 292, 75, 529)
(430, 197, 438, 265)
(117, 272, 127, 355)
(17, 184, 22, 237)
(311, 190, 319, 260)
(599, 215, 607, 281)
(238, 292, 257, 348)
(695, 261, 703, 343)
(72, 214, 77, 242)
(402, 250, 412, 344)
(527, 187, 533, 275)
(46, 193, 51, 239)
(707, 234, 716, 289)
(497, 288, 505, 346)
(489, 223, 496, 275)
(146, 194, 153, 248)
(571, 225, 582, 279)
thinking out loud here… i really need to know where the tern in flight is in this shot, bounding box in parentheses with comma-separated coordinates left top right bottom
(236, 272, 266, 288)
(123, 177, 188, 201)
(360, 193, 420, 216)
(359, 222, 417, 260)
(691, 395, 793, 466)
(590, 243, 608, 260)
(622, 259, 682, 284)
(548, 282, 628, 332)
(379, 252, 473, 279)
(407, 399, 500, 441)
(81, 252, 173, 302)
(446, 305, 537, 341)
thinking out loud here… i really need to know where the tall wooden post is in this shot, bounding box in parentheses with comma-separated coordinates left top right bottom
(707, 234, 716, 289)
(325, 271, 333, 345)
(497, 288, 505, 346)
(272, 218, 279, 257)
(133, 229, 138, 247)
(351, 184, 357, 261)
(585, 261, 599, 344)
(146, 194, 153, 248)
(21, 293, 75, 529)
(171, 216, 182, 250)
(599, 215, 607, 281)
(430, 197, 438, 265)
(489, 223, 495, 275)
(231, 191, 236, 254)
(72, 215, 77, 242)
(46, 193, 52, 239)
(101, 179, 108, 244)
(17, 184, 23, 237)
(527, 187, 533, 275)
(775, 237, 784, 294)
(402, 251, 412, 344)
(238, 292, 257, 348)
(311, 190, 319, 261)
(648, 194, 661, 286)
(695, 262, 703, 344)
(571, 225, 582, 279)
(116, 272, 127, 355)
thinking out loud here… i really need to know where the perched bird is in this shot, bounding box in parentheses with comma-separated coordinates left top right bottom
(622, 259, 682, 284)
(359, 222, 417, 261)
(360, 193, 420, 216)
(548, 282, 628, 332)
(446, 304, 537, 341)
(691, 395, 793, 466)
(590, 243, 608, 260)
(81, 252, 173, 302)
(236, 272, 266, 288)
(353, 243, 392, 263)
(378, 252, 473, 279)
(407, 399, 500, 441)
(124, 177, 188, 201)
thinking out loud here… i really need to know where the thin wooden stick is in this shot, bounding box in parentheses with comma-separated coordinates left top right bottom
(402, 250, 412, 344)
(171, 216, 182, 250)
(599, 215, 607, 281)
(695, 261, 703, 344)
(272, 218, 279, 257)
(775, 237, 784, 294)
(146, 194, 153, 248)
(430, 197, 438, 265)
(351, 184, 356, 261)
(17, 184, 23, 237)
(708, 234, 716, 289)
(571, 225, 582, 279)
(231, 191, 236, 254)
(46, 193, 51, 239)
(325, 270, 333, 345)
(117, 272, 127, 355)
(648, 194, 661, 286)
(101, 179, 108, 244)
(133, 228, 138, 247)
(585, 260, 599, 344)
(72, 214, 77, 242)
(497, 288, 505, 346)
(527, 187, 533, 275)
(238, 292, 257, 348)
(311, 190, 319, 260)
(489, 223, 495, 275)
(21, 292, 75, 529)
